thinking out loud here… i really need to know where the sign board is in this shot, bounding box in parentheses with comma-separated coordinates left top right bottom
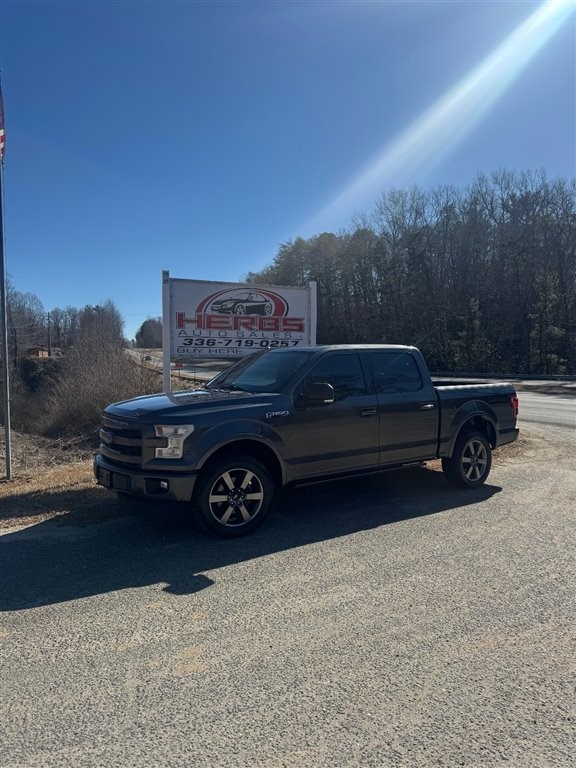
(162, 273, 317, 390)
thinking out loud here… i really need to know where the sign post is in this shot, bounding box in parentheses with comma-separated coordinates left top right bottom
(309, 281, 317, 345)
(0, 86, 11, 478)
(162, 270, 172, 393)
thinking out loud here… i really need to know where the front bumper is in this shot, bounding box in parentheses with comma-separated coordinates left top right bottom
(93, 454, 198, 502)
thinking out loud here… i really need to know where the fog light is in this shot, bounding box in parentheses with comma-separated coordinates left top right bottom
(160, 480, 169, 490)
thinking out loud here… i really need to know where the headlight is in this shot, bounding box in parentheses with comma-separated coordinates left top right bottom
(154, 424, 194, 459)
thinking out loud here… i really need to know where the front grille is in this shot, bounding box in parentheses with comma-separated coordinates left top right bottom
(99, 414, 143, 468)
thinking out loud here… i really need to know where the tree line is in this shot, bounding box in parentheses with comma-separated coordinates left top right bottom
(247, 171, 576, 374)
(3, 282, 161, 371)
(1, 291, 158, 436)
(3, 284, 126, 367)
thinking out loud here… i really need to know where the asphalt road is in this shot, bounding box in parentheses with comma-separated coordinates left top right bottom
(1, 409, 575, 766)
(517, 392, 575, 428)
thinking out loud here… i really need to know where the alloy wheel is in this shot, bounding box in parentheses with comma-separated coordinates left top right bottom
(208, 468, 265, 527)
(461, 438, 488, 481)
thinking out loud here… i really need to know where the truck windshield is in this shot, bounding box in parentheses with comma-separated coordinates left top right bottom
(207, 350, 312, 393)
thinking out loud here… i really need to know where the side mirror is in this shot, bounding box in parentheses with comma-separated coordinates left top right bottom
(301, 382, 335, 405)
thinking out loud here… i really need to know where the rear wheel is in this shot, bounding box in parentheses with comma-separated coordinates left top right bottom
(442, 431, 492, 489)
(194, 456, 274, 537)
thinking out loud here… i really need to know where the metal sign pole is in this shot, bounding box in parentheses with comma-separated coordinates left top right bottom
(0, 162, 12, 479)
(309, 281, 318, 345)
(162, 270, 172, 393)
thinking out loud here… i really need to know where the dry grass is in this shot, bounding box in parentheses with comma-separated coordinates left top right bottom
(0, 461, 99, 528)
(0, 430, 92, 474)
(0, 431, 129, 529)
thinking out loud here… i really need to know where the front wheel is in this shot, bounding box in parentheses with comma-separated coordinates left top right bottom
(442, 431, 492, 489)
(193, 456, 274, 537)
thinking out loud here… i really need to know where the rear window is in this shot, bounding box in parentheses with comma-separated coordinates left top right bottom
(372, 353, 423, 393)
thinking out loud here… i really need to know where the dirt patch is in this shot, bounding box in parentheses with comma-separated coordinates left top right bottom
(0, 431, 136, 529)
(0, 461, 99, 528)
(491, 432, 530, 465)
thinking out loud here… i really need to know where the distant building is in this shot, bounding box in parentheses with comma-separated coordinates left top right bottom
(26, 347, 49, 358)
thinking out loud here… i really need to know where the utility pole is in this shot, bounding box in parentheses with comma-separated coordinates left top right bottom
(0, 109, 11, 479)
(47, 312, 52, 357)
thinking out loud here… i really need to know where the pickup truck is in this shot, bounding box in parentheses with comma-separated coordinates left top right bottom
(94, 345, 519, 537)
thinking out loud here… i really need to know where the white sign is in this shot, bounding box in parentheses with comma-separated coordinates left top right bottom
(162, 273, 317, 387)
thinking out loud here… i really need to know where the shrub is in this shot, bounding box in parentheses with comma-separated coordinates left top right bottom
(43, 349, 159, 439)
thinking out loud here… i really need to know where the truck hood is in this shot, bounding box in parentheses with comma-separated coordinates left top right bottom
(104, 388, 284, 422)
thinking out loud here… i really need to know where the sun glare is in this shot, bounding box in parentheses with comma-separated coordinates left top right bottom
(306, 0, 575, 232)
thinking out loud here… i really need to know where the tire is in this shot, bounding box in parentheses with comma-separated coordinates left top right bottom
(442, 431, 492, 489)
(234, 304, 246, 315)
(193, 456, 274, 537)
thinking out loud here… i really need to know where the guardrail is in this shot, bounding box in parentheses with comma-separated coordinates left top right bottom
(431, 372, 576, 382)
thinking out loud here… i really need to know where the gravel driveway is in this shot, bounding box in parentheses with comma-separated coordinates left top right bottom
(1, 423, 574, 767)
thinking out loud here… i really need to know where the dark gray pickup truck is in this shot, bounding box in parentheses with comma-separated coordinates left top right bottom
(94, 345, 519, 537)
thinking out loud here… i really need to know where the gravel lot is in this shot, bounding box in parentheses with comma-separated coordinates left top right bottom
(1, 422, 575, 768)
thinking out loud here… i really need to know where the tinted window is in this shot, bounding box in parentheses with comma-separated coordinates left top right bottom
(301, 353, 366, 401)
(208, 350, 312, 393)
(372, 353, 423, 394)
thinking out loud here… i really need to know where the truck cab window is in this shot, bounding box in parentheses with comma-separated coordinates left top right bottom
(299, 353, 366, 401)
(373, 353, 423, 394)
(208, 350, 312, 393)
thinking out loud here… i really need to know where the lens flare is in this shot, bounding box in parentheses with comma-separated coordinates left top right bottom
(306, 0, 575, 232)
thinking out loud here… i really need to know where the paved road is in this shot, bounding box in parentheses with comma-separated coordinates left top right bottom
(517, 392, 575, 428)
(1, 421, 575, 768)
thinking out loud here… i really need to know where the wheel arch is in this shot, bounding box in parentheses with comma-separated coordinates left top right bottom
(198, 439, 285, 487)
(447, 408, 497, 457)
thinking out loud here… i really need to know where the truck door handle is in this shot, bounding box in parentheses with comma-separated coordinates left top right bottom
(361, 408, 378, 417)
(420, 403, 435, 410)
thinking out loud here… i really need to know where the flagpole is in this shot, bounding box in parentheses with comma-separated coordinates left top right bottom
(0, 159, 11, 479)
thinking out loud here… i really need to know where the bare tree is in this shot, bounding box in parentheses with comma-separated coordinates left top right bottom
(5, 282, 46, 368)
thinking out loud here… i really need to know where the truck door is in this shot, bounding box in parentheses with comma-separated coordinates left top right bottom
(368, 351, 439, 465)
(285, 351, 380, 479)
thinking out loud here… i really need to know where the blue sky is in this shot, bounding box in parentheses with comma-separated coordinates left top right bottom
(1, 0, 575, 340)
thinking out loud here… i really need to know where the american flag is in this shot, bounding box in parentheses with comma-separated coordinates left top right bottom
(0, 85, 5, 161)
